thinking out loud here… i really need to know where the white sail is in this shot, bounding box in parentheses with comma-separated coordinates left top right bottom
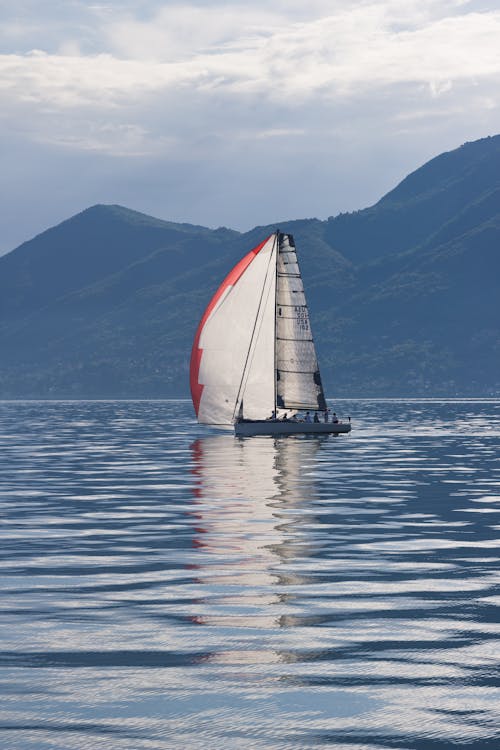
(191, 235, 277, 424)
(190, 231, 327, 425)
(275, 234, 327, 411)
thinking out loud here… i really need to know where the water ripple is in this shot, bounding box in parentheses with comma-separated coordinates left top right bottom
(0, 399, 499, 749)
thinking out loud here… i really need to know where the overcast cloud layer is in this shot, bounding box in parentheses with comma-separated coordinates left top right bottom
(1, 0, 499, 252)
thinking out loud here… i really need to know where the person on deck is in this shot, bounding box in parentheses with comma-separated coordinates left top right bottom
(313, 412, 320, 423)
(304, 411, 311, 423)
(331, 412, 339, 423)
(324, 409, 330, 423)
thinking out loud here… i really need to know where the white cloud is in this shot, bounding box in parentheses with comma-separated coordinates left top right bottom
(1, 4, 499, 114)
(0, 0, 499, 251)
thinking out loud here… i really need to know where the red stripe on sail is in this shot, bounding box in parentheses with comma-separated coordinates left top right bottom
(190, 236, 272, 417)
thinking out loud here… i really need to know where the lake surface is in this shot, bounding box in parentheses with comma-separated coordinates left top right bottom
(0, 399, 499, 750)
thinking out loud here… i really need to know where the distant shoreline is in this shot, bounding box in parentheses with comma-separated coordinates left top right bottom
(1, 396, 499, 403)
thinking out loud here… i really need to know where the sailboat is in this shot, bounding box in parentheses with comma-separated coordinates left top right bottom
(190, 231, 351, 436)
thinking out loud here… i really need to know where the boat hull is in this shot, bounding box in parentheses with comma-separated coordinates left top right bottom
(234, 419, 351, 436)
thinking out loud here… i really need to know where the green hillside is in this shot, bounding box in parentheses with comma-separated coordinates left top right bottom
(325, 135, 500, 263)
(0, 136, 499, 398)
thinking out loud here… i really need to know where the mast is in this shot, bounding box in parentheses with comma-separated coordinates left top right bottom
(273, 230, 279, 415)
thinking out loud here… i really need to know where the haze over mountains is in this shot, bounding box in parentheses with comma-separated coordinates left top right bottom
(1, 135, 499, 399)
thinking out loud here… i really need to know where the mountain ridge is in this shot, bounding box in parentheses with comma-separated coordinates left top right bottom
(1, 135, 499, 398)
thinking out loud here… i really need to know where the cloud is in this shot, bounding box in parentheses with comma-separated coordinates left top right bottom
(2, 3, 499, 111)
(0, 0, 499, 251)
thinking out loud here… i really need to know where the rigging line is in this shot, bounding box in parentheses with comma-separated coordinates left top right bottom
(231, 235, 277, 423)
(274, 231, 279, 413)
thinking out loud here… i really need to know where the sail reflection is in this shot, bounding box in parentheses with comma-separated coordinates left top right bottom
(189, 436, 325, 640)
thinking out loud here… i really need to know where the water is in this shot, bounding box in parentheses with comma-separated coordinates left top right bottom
(0, 399, 499, 750)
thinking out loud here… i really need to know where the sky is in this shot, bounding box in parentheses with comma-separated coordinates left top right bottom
(1, 0, 500, 253)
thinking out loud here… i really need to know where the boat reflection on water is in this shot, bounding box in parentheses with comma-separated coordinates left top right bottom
(188, 435, 326, 662)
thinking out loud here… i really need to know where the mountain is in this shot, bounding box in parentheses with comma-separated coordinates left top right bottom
(0, 135, 499, 398)
(325, 134, 500, 263)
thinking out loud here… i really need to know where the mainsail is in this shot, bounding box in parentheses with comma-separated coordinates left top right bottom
(190, 231, 326, 424)
(275, 234, 327, 412)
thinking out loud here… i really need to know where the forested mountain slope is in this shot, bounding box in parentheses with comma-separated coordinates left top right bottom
(1, 136, 498, 398)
